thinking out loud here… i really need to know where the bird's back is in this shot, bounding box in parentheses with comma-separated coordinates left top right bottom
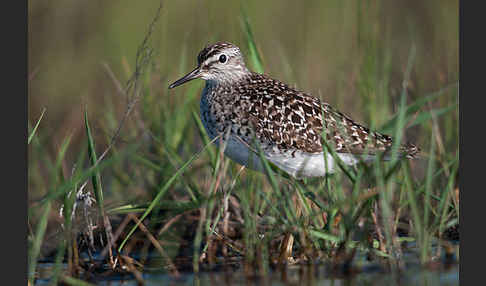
(200, 71, 418, 177)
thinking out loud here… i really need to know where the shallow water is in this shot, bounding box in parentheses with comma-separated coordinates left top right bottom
(34, 238, 459, 285)
(36, 257, 458, 285)
(146, 269, 458, 286)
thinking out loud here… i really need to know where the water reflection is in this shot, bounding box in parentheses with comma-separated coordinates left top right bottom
(35, 260, 458, 286)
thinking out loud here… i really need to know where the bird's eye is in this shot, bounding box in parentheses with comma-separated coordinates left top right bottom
(219, 54, 227, 63)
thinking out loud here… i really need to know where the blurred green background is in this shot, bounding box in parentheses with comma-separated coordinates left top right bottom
(28, 0, 458, 203)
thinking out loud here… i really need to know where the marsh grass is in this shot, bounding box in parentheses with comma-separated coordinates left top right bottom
(28, 1, 458, 284)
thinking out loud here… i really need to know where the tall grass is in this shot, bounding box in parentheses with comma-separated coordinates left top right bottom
(28, 0, 458, 283)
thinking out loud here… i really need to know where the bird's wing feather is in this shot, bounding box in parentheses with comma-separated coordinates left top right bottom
(237, 73, 405, 157)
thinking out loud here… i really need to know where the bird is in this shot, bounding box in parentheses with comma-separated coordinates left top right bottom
(169, 42, 419, 179)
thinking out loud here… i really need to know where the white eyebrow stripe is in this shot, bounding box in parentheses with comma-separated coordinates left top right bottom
(202, 47, 240, 66)
(203, 57, 219, 67)
(208, 54, 221, 62)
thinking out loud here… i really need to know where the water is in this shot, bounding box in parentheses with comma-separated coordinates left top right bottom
(35, 256, 458, 285)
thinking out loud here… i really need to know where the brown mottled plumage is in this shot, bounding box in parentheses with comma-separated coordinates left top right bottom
(169, 42, 419, 178)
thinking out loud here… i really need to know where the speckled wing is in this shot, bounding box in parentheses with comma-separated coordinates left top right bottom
(237, 73, 418, 158)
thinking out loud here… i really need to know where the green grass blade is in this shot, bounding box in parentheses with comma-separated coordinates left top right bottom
(421, 131, 436, 263)
(28, 135, 71, 284)
(60, 275, 96, 286)
(407, 104, 457, 129)
(28, 200, 50, 284)
(192, 109, 216, 167)
(240, 9, 264, 74)
(257, 145, 280, 195)
(28, 107, 46, 145)
(403, 161, 423, 251)
(38, 144, 139, 203)
(321, 138, 357, 183)
(379, 82, 458, 134)
(390, 44, 416, 162)
(309, 229, 341, 244)
(435, 162, 457, 235)
(255, 141, 297, 222)
(118, 137, 218, 252)
(85, 109, 105, 213)
(107, 199, 208, 215)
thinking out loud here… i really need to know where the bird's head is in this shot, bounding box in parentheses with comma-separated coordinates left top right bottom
(169, 42, 249, 89)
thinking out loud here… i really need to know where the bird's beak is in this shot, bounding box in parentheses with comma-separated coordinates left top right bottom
(169, 66, 202, 89)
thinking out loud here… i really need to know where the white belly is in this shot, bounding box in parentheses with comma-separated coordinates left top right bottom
(265, 149, 360, 178)
(214, 135, 362, 179)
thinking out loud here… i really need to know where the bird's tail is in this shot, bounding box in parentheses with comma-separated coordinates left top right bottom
(400, 142, 420, 159)
(378, 142, 420, 161)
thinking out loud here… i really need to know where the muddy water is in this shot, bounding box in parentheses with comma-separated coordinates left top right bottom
(34, 241, 459, 285)
(35, 258, 458, 285)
